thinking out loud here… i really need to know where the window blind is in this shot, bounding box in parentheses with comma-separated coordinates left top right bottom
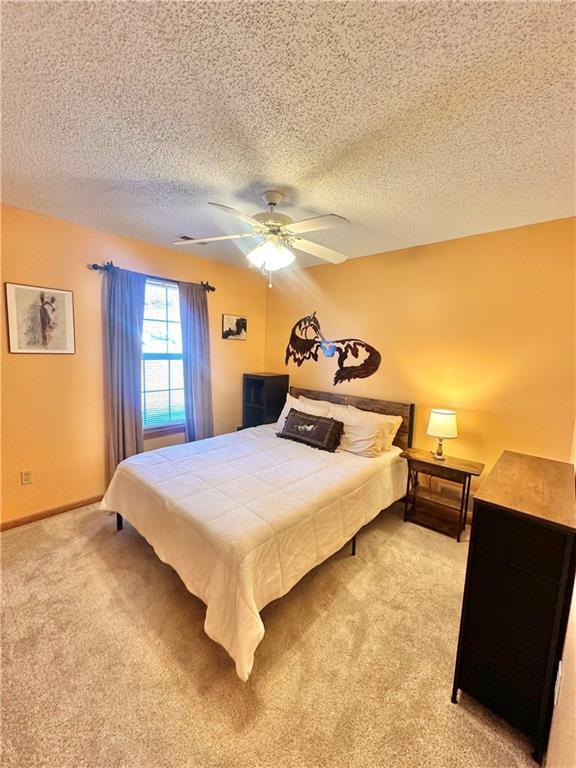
(141, 279, 185, 428)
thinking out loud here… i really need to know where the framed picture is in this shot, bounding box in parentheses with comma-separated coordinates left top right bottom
(5, 283, 76, 354)
(222, 314, 247, 340)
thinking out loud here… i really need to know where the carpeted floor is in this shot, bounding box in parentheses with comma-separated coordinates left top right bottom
(1, 502, 534, 768)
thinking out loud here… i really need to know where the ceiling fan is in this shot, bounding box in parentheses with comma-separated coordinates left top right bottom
(172, 190, 349, 278)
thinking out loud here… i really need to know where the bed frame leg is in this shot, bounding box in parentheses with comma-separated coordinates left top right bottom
(116, 513, 123, 531)
(351, 535, 356, 556)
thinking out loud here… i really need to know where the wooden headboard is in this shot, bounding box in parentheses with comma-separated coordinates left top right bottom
(290, 387, 415, 451)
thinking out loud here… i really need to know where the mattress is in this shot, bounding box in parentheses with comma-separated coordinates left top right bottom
(100, 424, 408, 680)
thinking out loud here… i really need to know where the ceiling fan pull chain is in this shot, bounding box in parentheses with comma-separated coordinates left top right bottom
(268, 271, 273, 288)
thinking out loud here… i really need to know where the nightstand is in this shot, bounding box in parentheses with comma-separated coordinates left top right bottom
(399, 448, 485, 542)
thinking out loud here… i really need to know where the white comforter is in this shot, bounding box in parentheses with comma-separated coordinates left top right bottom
(100, 425, 407, 680)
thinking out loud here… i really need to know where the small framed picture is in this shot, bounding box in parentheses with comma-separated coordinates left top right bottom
(5, 283, 76, 354)
(222, 314, 247, 340)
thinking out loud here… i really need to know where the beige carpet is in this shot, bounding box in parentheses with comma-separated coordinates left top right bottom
(1, 502, 534, 768)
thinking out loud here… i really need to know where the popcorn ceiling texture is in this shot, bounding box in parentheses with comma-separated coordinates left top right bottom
(2, 1, 574, 267)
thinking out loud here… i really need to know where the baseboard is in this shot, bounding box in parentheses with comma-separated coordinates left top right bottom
(0, 495, 103, 531)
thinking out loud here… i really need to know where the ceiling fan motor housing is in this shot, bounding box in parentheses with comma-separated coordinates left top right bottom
(253, 190, 292, 229)
(252, 211, 293, 228)
(262, 190, 284, 207)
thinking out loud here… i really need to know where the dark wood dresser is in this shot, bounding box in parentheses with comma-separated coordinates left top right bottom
(451, 451, 576, 762)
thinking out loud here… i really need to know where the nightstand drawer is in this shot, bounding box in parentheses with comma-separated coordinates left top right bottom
(409, 459, 465, 483)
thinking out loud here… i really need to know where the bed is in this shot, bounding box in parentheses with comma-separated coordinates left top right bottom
(100, 388, 414, 680)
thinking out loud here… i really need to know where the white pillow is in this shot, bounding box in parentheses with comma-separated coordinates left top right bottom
(328, 406, 384, 457)
(276, 394, 331, 432)
(347, 406, 403, 451)
(325, 401, 349, 419)
(297, 394, 341, 413)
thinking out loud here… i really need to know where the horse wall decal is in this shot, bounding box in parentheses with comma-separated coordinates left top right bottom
(285, 311, 381, 385)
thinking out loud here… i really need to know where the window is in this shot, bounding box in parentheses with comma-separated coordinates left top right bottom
(141, 279, 185, 430)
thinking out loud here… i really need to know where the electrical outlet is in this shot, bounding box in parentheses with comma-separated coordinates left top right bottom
(20, 470, 32, 486)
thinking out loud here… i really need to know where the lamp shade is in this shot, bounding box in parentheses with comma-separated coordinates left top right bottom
(427, 409, 458, 439)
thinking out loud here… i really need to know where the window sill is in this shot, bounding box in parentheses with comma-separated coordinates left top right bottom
(143, 423, 186, 439)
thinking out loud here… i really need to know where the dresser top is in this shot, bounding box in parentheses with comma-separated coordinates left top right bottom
(475, 450, 576, 530)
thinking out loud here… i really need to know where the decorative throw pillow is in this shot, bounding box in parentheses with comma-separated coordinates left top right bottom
(276, 394, 331, 432)
(278, 409, 344, 452)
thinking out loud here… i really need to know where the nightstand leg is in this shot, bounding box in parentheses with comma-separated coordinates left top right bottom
(403, 470, 411, 521)
(457, 477, 471, 543)
(404, 469, 416, 521)
(457, 480, 466, 543)
(463, 477, 472, 540)
(464, 477, 471, 531)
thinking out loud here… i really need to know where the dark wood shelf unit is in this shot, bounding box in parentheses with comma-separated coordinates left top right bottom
(407, 487, 463, 538)
(242, 373, 289, 428)
(451, 450, 576, 763)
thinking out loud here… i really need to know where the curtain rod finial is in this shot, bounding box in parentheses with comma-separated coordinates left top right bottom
(89, 261, 115, 272)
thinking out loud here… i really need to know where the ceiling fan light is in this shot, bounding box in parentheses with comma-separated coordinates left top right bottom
(247, 240, 295, 271)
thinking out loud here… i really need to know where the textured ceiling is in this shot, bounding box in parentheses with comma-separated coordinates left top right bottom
(2, 1, 575, 268)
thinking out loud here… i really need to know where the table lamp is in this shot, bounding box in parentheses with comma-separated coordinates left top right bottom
(427, 408, 458, 461)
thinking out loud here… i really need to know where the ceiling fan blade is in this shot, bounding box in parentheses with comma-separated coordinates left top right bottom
(292, 239, 348, 264)
(286, 214, 350, 235)
(208, 202, 263, 228)
(172, 233, 258, 245)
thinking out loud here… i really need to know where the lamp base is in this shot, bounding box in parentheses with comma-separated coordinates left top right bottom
(431, 438, 445, 461)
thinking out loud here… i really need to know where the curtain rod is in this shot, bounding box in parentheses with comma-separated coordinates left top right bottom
(88, 261, 216, 292)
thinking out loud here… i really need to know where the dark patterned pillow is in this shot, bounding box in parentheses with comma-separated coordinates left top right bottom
(278, 408, 344, 452)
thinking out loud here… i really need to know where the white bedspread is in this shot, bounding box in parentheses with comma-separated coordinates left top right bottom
(100, 425, 407, 680)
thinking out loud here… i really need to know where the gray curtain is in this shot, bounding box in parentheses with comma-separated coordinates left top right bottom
(179, 282, 214, 442)
(104, 267, 146, 479)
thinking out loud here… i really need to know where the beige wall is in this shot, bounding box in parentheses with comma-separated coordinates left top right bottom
(547, 586, 576, 768)
(2, 210, 574, 526)
(1, 205, 267, 524)
(265, 218, 575, 479)
(0, 208, 3, 521)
